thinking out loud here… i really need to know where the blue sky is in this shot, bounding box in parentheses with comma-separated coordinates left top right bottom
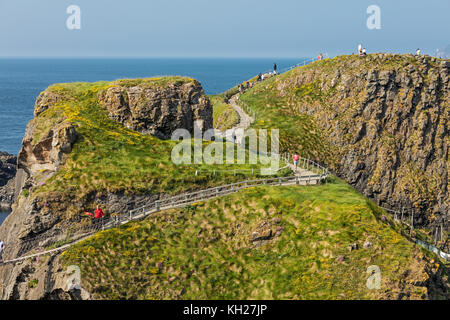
(0, 0, 448, 58)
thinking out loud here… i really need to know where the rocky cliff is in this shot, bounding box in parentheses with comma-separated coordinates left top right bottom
(242, 54, 449, 227)
(0, 152, 17, 209)
(0, 77, 213, 299)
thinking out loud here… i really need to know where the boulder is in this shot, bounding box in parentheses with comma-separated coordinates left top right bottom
(17, 122, 77, 179)
(97, 80, 212, 139)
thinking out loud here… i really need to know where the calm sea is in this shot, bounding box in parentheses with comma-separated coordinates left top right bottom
(0, 58, 303, 155)
(0, 209, 11, 226)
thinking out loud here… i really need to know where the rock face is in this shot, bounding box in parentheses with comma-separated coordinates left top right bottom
(18, 120, 77, 180)
(275, 54, 449, 226)
(0, 152, 17, 209)
(98, 79, 212, 139)
(0, 152, 16, 187)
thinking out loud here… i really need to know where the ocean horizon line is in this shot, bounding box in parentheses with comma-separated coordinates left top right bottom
(0, 56, 312, 60)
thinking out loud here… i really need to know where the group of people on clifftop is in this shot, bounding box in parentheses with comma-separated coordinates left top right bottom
(356, 44, 423, 57)
(238, 63, 279, 94)
(358, 44, 367, 56)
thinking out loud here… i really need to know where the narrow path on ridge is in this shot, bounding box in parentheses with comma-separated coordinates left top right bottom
(228, 94, 254, 132)
(213, 93, 253, 143)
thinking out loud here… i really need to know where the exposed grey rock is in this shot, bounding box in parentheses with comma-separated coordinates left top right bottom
(0, 152, 17, 209)
(97, 80, 212, 139)
(0, 152, 16, 187)
(18, 122, 77, 180)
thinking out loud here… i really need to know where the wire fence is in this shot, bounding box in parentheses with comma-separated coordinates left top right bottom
(377, 205, 449, 255)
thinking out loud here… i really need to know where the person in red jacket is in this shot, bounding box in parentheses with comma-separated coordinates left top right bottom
(94, 205, 104, 219)
(84, 205, 104, 219)
(293, 153, 300, 172)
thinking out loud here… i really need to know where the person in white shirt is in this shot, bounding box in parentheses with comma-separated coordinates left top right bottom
(358, 44, 362, 55)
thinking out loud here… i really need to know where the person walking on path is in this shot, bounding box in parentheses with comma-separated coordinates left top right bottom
(0, 240, 5, 261)
(293, 153, 300, 173)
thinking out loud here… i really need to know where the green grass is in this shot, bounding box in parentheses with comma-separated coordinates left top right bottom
(238, 69, 333, 162)
(30, 77, 287, 221)
(61, 178, 442, 300)
(28, 279, 39, 289)
(210, 95, 239, 131)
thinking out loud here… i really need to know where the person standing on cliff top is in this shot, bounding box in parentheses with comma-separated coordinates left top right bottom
(358, 44, 362, 55)
(273, 63, 277, 75)
(0, 240, 5, 261)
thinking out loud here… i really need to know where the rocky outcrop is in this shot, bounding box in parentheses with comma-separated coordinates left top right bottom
(33, 90, 63, 117)
(275, 54, 449, 226)
(0, 152, 17, 209)
(18, 121, 77, 180)
(98, 79, 212, 139)
(0, 152, 16, 186)
(0, 77, 214, 300)
(1, 252, 91, 300)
